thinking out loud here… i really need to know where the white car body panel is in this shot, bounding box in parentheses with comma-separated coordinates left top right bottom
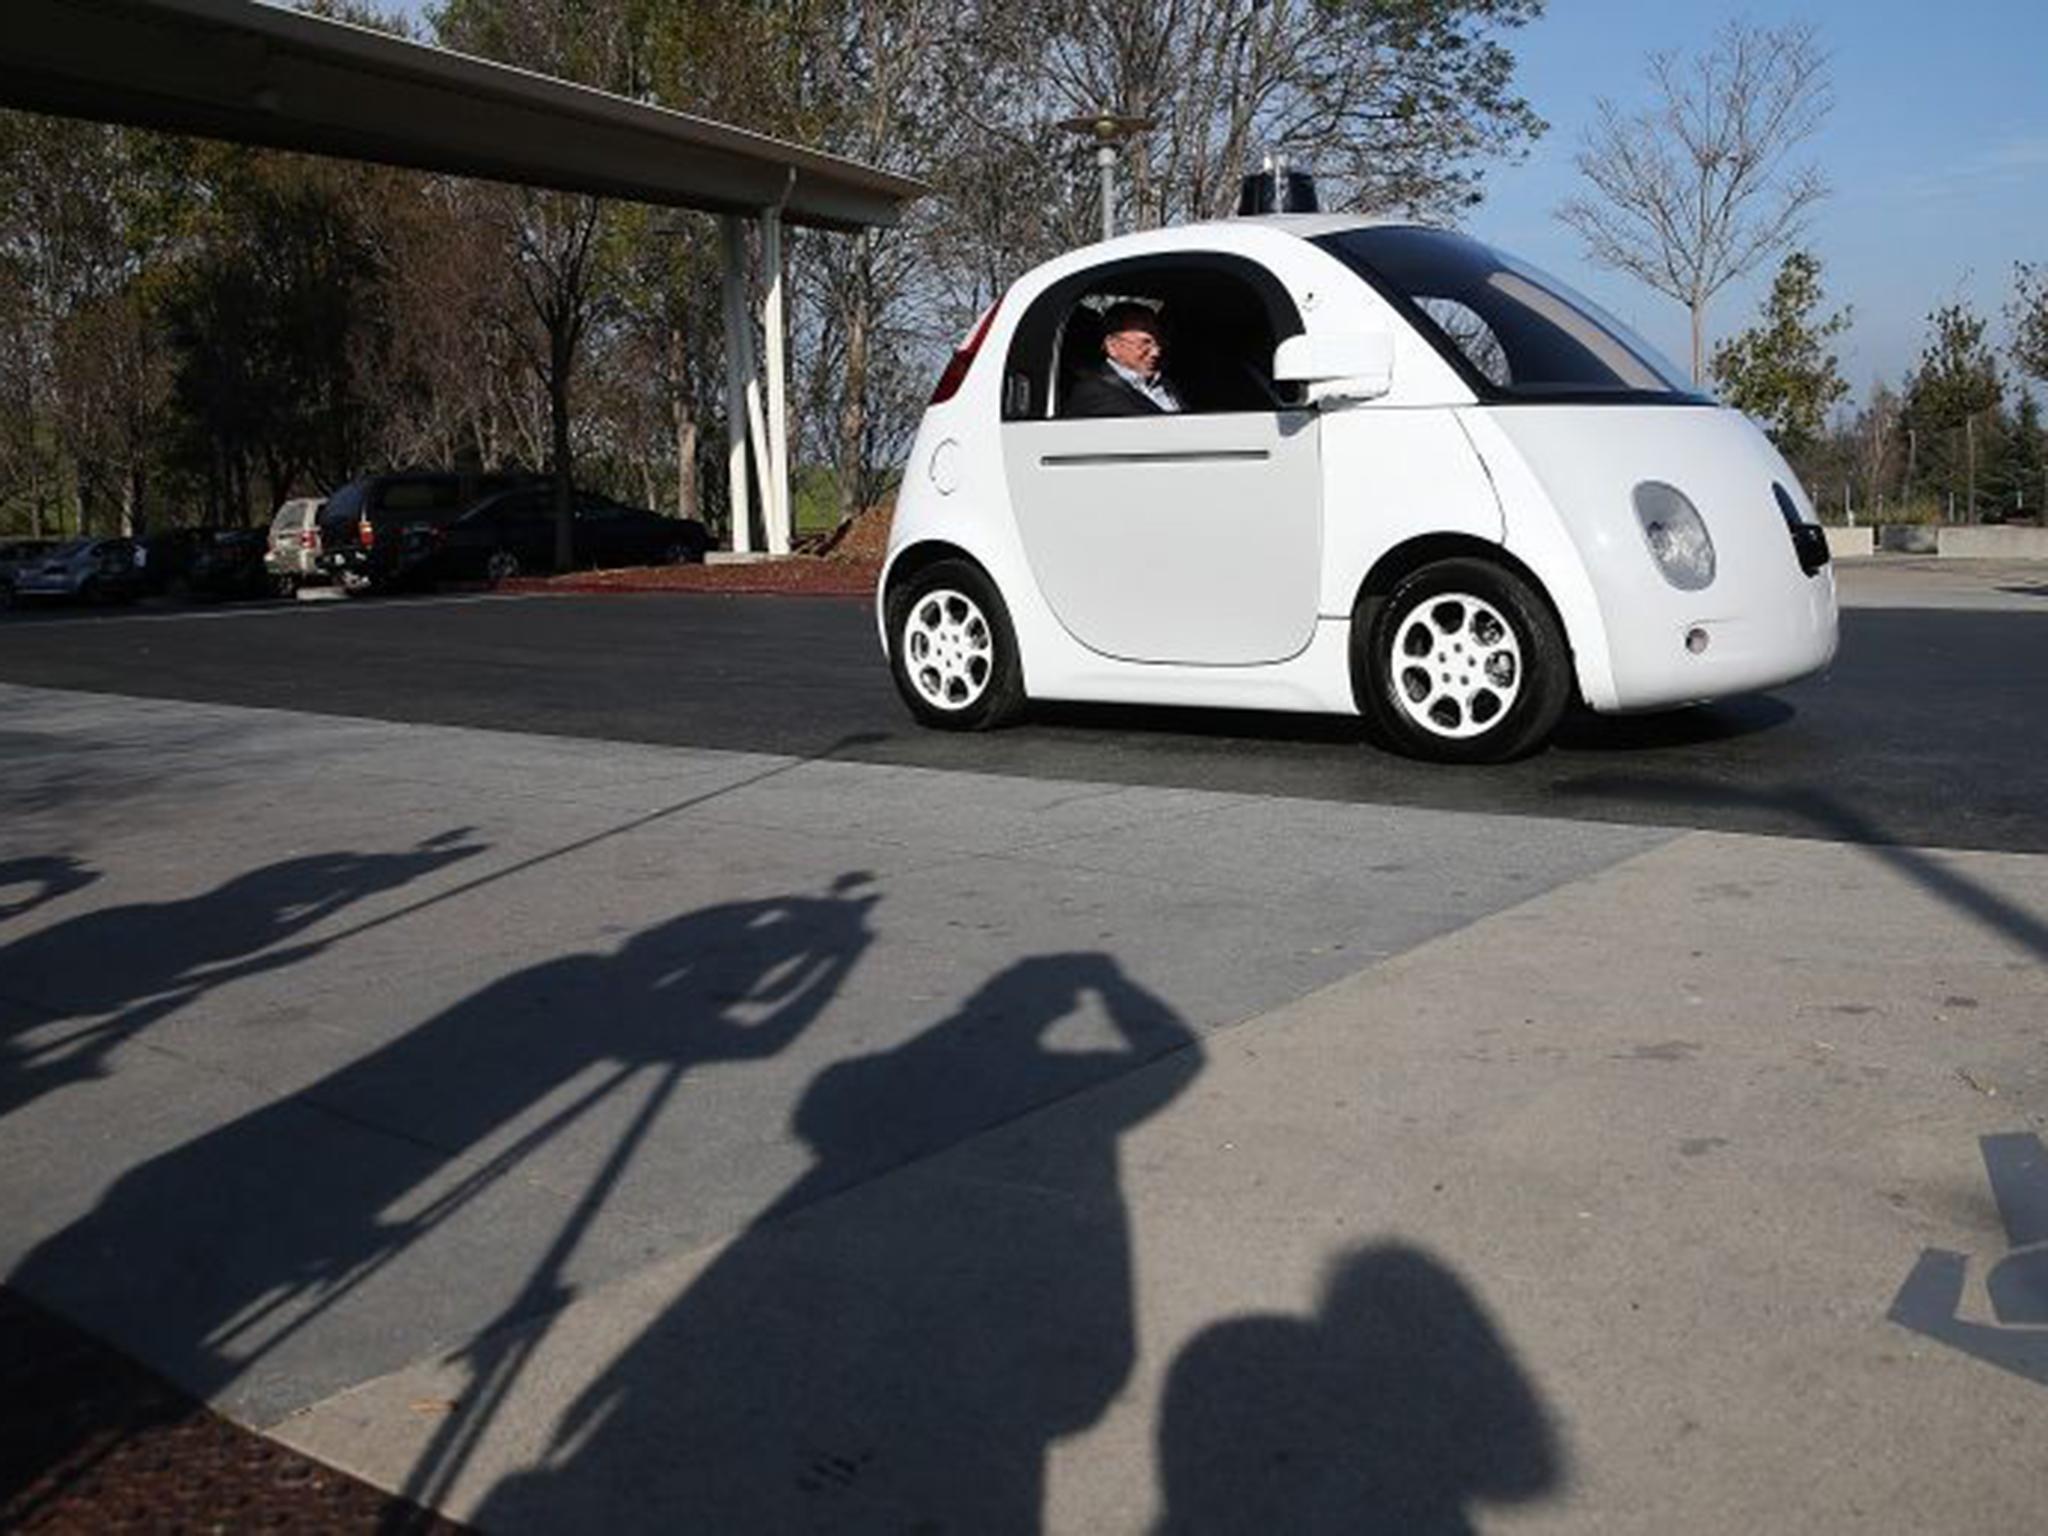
(880, 216, 1838, 727)
(1003, 409, 1321, 665)
(1482, 405, 1837, 711)
(1314, 405, 1504, 619)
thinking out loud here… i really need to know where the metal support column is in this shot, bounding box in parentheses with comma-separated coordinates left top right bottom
(1096, 144, 1116, 242)
(760, 204, 792, 555)
(717, 214, 754, 554)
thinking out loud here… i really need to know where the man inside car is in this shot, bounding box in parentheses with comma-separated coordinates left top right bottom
(1063, 302, 1184, 416)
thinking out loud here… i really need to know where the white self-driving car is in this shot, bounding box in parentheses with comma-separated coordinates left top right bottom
(878, 216, 1838, 762)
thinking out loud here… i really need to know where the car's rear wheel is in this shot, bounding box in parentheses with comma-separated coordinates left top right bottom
(1355, 557, 1570, 763)
(887, 559, 1025, 731)
(485, 549, 521, 587)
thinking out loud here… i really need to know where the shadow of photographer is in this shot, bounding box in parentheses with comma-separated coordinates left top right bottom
(469, 951, 1203, 1536)
(0, 854, 98, 923)
(6, 872, 882, 1514)
(1155, 1243, 1563, 1535)
(0, 833, 484, 1118)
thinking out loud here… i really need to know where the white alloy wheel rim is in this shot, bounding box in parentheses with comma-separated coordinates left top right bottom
(902, 587, 995, 711)
(1388, 591, 1524, 740)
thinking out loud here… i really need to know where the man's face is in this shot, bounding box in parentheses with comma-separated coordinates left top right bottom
(1104, 314, 1164, 378)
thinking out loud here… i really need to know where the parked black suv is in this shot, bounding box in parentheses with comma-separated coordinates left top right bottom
(315, 472, 533, 592)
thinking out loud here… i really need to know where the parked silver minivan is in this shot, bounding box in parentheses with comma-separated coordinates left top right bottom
(265, 497, 327, 591)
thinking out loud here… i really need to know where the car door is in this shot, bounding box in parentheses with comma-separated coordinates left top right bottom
(572, 499, 618, 565)
(998, 254, 1320, 667)
(97, 539, 138, 589)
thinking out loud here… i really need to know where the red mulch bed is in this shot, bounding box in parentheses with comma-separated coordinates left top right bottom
(503, 505, 889, 598)
(0, 1287, 466, 1535)
(503, 556, 880, 598)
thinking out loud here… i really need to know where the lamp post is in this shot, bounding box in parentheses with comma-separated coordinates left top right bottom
(1056, 112, 1155, 241)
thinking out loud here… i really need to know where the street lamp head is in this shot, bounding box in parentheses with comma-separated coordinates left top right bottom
(1057, 111, 1156, 242)
(1055, 112, 1155, 146)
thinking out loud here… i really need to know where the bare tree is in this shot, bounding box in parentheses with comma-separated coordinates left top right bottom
(1036, 0, 1547, 228)
(1853, 381, 1901, 517)
(0, 114, 153, 534)
(54, 287, 170, 534)
(440, 0, 643, 567)
(1557, 20, 1831, 383)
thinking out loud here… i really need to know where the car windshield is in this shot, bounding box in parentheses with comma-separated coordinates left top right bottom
(48, 538, 94, 558)
(1312, 227, 1699, 401)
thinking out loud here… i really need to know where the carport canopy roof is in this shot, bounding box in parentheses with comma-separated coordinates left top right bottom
(2, 0, 927, 231)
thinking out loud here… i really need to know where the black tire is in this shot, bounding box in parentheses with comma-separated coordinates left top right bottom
(485, 549, 521, 587)
(1354, 557, 1570, 763)
(886, 558, 1026, 731)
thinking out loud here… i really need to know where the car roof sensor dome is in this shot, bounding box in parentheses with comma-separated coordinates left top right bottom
(1237, 151, 1319, 216)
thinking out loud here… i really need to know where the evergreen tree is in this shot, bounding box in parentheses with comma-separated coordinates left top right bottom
(1997, 390, 2048, 522)
(1904, 302, 2003, 520)
(2010, 262, 2048, 388)
(1709, 249, 1849, 461)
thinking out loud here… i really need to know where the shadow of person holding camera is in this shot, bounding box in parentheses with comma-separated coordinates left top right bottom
(1154, 1242, 1563, 1535)
(472, 950, 1203, 1535)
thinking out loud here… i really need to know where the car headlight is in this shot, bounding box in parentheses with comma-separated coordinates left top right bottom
(1633, 481, 1716, 591)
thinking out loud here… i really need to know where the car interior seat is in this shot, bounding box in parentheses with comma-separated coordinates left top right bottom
(1055, 305, 1108, 415)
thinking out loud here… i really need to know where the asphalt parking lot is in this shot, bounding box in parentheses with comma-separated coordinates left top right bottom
(2, 559, 2047, 852)
(3, 558, 2046, 1533)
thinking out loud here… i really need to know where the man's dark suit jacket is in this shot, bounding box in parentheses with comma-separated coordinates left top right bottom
(1062, 363, 1176, 418)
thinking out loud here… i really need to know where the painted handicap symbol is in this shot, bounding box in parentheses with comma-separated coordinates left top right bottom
(1888, 1132, 2048, 1385)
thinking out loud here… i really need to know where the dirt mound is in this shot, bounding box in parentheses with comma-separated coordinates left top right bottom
(820, 503, 894, 563)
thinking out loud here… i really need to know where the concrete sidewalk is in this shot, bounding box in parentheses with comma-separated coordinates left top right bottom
(278, 827, 2048, 1534)
(3, 683, 2045, 1532)
(1835, 555, 2048, 611)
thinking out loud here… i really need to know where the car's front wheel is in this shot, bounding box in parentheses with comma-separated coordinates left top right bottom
(1355, 557, 1570, 763)
(887, 559, 1025, 731)
(484, 549, 521, 587)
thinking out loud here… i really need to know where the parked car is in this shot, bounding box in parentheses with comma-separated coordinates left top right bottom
(265, 497, 328, 591)
(879, 215, 1837, 763)
(314, 472, 534, 592)
(0, 538, 59, 604)
(134, 526, 217, 595)
(433, 485, 710, 584)
(187, 528, 275, 601)
(9, 537, 146, 605)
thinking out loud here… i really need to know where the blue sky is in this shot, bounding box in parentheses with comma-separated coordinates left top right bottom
(386, 0, 2044, 401)
(1478, 1, 2048, 403)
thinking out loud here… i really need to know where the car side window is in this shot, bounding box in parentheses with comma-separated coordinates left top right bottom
(1001, 253, 1304, 421)
(489, 492, 547, 525)
(376, 479, 461, 515)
